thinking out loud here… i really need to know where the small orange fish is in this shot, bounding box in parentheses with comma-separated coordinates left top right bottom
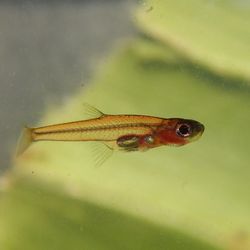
(16, 105, 204, 158)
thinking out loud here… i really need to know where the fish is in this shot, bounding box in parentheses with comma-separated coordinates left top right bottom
(16, 104, 205, 162)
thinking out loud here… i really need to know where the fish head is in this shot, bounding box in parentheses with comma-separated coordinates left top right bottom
(158, 118, 205, 146)
(174, 119, 205, 144)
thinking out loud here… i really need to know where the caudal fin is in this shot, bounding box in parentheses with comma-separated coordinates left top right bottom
(16, 127, 33, 157)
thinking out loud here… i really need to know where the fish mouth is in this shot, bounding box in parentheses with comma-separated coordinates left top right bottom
(197, 123, 205, 134)
(189, 122, 205, 141)
(182, 120, 204, 142)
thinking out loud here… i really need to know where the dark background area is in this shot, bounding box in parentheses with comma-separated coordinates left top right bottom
(0, 0, 135, 172)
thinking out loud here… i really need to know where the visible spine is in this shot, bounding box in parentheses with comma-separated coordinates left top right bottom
(31, 116, 163, 142)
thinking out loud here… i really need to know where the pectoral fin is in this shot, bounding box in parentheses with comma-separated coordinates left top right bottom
(91, 142, 113, 167)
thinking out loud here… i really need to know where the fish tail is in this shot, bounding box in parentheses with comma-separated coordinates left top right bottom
(16, 126, 34, 157)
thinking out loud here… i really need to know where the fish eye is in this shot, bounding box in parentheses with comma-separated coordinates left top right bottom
(176, 124, 192, 137)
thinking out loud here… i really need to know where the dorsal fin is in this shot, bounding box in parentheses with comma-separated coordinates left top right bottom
(82, 103, 105, 119)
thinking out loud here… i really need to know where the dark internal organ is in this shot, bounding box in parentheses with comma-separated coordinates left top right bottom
(116, 134, 156, 151)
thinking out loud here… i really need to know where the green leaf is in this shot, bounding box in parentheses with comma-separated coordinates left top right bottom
(0, 179, 219, 250)
(2, 39, 250, 250)
(136, 0, 250, 83)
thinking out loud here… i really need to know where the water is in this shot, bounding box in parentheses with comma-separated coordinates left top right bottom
(1, 1, 250, 250)
(0, 0, 135, 172)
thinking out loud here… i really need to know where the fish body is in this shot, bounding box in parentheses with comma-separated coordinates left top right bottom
(16, 107, 204, 156)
